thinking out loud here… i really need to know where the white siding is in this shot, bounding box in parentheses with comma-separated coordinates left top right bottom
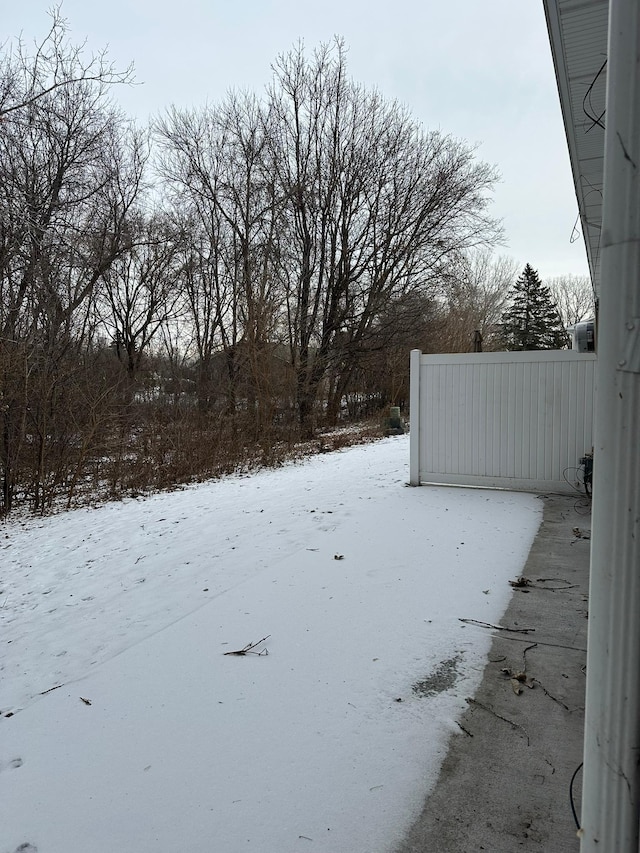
(409, 349, 596, 492)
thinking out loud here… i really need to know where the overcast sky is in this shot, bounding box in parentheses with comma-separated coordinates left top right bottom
(5, 1, 590, 282)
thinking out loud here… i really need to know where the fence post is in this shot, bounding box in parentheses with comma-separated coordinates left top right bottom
(409, 349, 421, 485)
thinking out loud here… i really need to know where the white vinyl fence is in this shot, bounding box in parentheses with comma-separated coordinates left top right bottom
(409, 349, 597, 492)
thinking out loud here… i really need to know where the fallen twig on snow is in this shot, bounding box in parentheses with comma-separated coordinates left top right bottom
(223, 635, 270, 656)
(39, 684, 63, 696)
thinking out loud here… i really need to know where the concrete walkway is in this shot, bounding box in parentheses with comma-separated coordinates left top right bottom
(396, 494, 590, 852)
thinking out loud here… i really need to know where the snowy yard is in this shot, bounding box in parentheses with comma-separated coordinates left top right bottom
(1, 435, 541, 853)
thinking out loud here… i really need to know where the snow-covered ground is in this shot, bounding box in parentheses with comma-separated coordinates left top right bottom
(0, 435, 541, 853)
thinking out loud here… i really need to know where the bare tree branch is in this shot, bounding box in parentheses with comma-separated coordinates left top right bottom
(0, 6, 134, 120)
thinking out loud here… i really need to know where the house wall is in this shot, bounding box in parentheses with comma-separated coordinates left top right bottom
(409, 349, 596, 493)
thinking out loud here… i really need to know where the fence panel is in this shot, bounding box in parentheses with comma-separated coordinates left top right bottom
(409, 349, 596, 492)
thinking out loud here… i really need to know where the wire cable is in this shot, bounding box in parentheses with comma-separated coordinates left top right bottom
(570, 761, 583, 829)
(570, 211, 581, 244)
(563, 467, 585, 494)
(583, 59, 607, 133)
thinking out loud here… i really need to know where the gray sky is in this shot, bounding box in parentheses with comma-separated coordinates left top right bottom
(5, 1, 590, 281)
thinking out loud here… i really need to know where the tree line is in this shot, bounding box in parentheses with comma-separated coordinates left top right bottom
(0, 12, 592, 514)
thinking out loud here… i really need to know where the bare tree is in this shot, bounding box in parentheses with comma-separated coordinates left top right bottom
(340, 291, 442, 417)
(156, 42, 501, 436)
(0, 17, 144, 513)
(98, 213, 184, 380)
(175, 229, 225, 410)
(267, 40, 502, 433)
(155, 105, 244, 414)
(155, 93, 286, 427)
(547, 273, 595, 328)
(0, 6, 133, 119)
(438, 249, 519, 351)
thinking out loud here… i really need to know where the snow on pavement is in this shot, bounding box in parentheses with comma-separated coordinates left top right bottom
(0, 435, 542, 853)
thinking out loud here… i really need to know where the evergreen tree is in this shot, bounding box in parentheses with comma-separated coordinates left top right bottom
(501, 264, 569, 350)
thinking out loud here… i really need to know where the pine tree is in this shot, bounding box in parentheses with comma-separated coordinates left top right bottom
(501, 264, 569, 350)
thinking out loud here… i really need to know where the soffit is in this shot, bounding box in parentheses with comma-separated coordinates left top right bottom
(543, 0, 608, 296)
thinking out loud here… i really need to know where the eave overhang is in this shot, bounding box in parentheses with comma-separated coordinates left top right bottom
(543, 0, 608, 297)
